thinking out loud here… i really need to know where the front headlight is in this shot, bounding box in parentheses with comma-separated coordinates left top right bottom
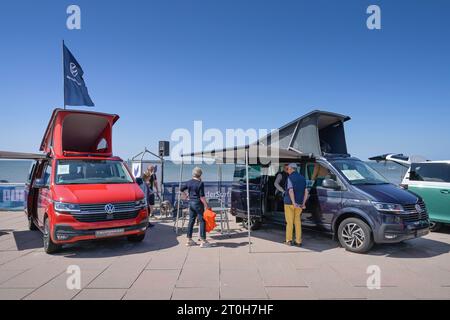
(372, 201, 404, 213)
(54, 202, 81, 213)
(135, 198, 147, 209)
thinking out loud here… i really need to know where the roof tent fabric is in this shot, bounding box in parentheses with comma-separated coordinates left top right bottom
(62, 113, 110, 153)
(267, 110, 350, 158)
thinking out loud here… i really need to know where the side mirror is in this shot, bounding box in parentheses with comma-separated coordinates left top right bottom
(33, 178, 47, 189)
(322, 178, 340, 190)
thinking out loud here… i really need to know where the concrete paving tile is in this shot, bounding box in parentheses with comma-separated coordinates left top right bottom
(123, 269, 180, 300)
(184, 248, 220, 266)
(0, 250, 51, 270)
(73, 288, 127, 300)
(399, 260, 450, 287)
(362, 287, 418, 300)
(0, 269, 27, 285)
(0, 288, 34, 300)
(220, 251, 257, 270)
(172, 287, 220, 300)
(299, 265, 366, 299)
(0, 250, 33, 266)
(265, 287, 318, 300)
(254, 255, 307, 287)
(146, 250, 188, 270)
(329, 261, 417, 287)
(220, 269, 267, 299)
(0, 263, 66, 289)
(87, 254, 150, 289)
(48, 256, 117, 271)
(24, 269, 104, 300)
(177, 265, 219, 288)
(289, 252, 329, 269)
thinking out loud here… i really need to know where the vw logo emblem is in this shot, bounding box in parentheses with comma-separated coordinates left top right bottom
(105, 204, 115, 214)
(415, 204, 422, 213)
(70, 62, 79, 77)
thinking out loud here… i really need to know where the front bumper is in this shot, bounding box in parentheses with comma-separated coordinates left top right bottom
(53, 220, 149, 243)
(375, 219, 430, 243)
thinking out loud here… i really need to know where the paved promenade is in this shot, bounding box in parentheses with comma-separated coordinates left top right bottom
(0, 210, 449, 300)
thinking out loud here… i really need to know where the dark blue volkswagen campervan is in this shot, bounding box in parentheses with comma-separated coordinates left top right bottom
(231, 111, 430, 253)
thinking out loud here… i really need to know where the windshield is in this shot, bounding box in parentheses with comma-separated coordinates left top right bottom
(56, 160, 133, 185)
(331, 159, 389, 185)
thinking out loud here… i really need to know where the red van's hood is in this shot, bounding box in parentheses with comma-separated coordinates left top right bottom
(53, 183, 144, 204)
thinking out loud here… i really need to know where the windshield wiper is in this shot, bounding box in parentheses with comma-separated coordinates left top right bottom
(359, 182, 389, 185)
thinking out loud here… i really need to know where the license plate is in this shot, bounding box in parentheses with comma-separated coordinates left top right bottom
(416, 229, 429, 237)
(95, 228, 125, 238)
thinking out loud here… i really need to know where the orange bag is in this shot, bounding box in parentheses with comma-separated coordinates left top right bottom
(203, 209, 217, 233)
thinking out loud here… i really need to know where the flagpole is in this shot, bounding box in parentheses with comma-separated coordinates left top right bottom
(62, 40, 66, 110)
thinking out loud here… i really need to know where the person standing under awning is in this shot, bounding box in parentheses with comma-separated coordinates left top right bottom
(181, 167, 211, 248)
(283, 163, 308, 246)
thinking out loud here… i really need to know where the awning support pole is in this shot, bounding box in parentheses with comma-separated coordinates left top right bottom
(175, 158, 184, 234)
(246, 148, 252, 253)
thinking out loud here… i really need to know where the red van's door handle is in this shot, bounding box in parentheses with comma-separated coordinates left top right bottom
(441, 190, 450, 194)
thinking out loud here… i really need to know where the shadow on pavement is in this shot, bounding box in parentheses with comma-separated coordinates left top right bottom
(210, 224, 339, 253)
(0, 229, 15, 237)
(11, 230, 43, 251)
(369, 237, 450, 259)
(52, 223, 180, 258)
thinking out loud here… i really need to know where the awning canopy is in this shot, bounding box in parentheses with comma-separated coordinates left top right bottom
(182, 144, 311, 164)
(0, 151, 48, 160)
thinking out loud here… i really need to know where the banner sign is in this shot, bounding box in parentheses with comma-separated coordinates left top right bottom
(0, 184, 26, 211)
(132, 162, 142, 178)
(163, 182, 232, 207)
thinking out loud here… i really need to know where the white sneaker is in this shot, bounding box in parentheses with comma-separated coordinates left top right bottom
(200, 241, 211, 248)
(186, 239, 196, 247)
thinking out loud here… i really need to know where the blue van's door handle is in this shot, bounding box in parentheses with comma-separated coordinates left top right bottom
(441, 190, 450, 194)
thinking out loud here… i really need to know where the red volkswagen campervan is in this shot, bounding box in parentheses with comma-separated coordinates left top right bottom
(21, 109, 148, 253)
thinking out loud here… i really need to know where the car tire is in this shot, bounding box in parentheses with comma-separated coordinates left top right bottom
(127, 233, 146, 242)
(338, 217, 373, 253)
(43, 217, 61, 254)
(430, 222, 443, 232)
(242, 218, 262, 231)
(28, 215, 38, 231)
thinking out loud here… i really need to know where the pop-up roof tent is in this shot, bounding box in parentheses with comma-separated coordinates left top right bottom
(259, 110, 350, 158)
(176, 110, 351, 252)
(0, 109, 120, 161)
(40, 109, 119, 157)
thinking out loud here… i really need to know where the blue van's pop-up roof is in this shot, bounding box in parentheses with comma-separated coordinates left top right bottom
(263, 110, 351, 157)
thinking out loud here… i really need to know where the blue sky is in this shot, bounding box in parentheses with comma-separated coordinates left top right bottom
(0, 0, 449, 161)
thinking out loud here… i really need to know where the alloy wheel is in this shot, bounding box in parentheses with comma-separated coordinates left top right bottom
(341, 223, 365, 249)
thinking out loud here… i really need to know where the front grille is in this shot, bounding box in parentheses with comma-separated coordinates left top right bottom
(73, 201, 139, 223)
(79, 202, 136, 214)
(402, 200, 429, 222)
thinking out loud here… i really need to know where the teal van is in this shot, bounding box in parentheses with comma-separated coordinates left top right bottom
(370, 154, 450, 231)
(401, 161, 450, 231)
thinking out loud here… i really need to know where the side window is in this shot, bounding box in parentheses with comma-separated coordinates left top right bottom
(43, 164, 52, 186)
(233, 165, 262, 184)
(27, 162, 37, 184)
(410, 163, 450, 183)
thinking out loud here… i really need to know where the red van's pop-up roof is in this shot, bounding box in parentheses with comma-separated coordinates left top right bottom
(40, 109, 120, 158)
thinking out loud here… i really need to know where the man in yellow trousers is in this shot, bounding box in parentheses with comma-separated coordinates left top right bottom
(283, 163, 308, 246)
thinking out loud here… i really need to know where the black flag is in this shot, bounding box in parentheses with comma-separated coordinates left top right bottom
(63, 42, 95, 107)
